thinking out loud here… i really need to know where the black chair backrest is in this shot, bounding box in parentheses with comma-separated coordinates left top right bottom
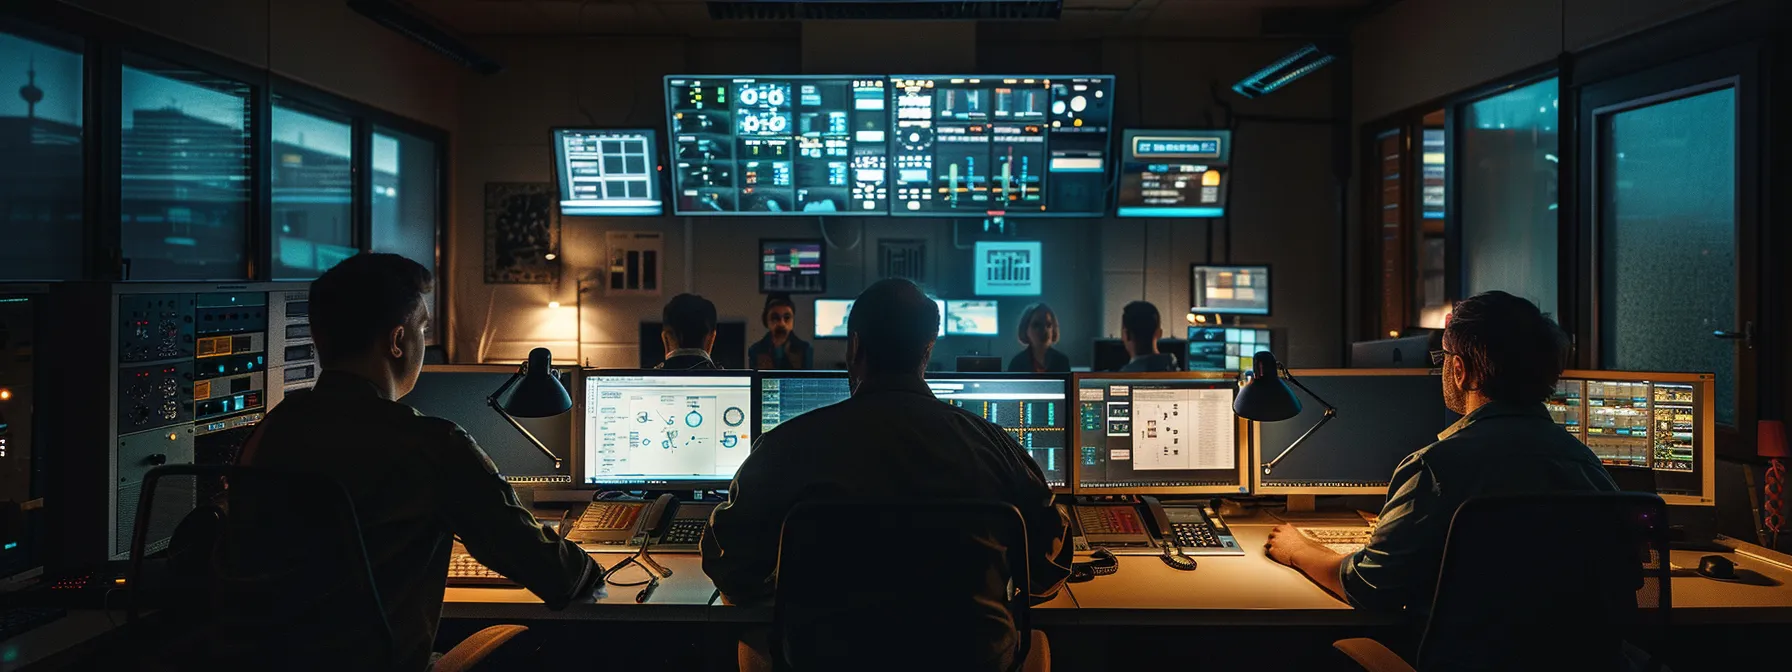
(128, 464, 396, 669)
(771, 499, 1032, 672)
(1418, 492, 1671, 672)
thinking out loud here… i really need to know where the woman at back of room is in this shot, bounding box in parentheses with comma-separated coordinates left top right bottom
(1008, 303, 1070, 373)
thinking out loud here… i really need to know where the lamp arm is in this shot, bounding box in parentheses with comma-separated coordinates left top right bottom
(1260, 367, 1340, 476)
(488, 367, 565, 470)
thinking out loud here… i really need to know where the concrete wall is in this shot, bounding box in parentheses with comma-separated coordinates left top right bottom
(450, 31, 1345, 369)
(62, 0, 462, 132)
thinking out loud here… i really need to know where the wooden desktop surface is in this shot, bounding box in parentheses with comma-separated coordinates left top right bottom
(443, 521, 1792, 626)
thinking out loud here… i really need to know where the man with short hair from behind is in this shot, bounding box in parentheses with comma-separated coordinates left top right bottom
(704, 279, 1071, 671)
(239, 253, 600, 671)
(658, 293, 721, 370)
(1119, 300, 1177, 372)
(1265, 290, 1616, 613)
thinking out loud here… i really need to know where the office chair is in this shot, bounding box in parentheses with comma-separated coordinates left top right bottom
(770, 499, 1046, 672)
(1334, 492, 1672, 672)
(127, 464, 529, 672)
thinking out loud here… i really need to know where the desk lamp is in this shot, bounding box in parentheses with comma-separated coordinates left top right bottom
(487, 347, 570, 469)
(1234, 351, 1336, 476)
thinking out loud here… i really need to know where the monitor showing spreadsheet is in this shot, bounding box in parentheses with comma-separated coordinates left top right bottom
(1550, 370, 1715, 506)
(756, 370, 852, 436)
(1072, 373, 1246, 495)
(926, 373, 1071, 490)
(582, 371, 753, 488)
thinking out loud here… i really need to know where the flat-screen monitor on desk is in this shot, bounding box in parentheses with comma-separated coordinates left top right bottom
(1188, 326, 1272, 373)
(1350, 334, 1435, 369)
(755, 370, 852, 436)
(405, 365, 577, 484)
(814, 298, 946, 339)
(1190, 264, 1270, 316)
(926, 373, 1073, 491)
(582, 371, 753, 489)
(1551, 370, 1715, 506)
(1072, 373, 1247, 495)
(1253, 370, 1454, 495)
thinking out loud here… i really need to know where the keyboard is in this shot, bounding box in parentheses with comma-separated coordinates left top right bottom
(1299, 526, 1373, 555)
(660, 518, 707, 546)
(0, 608, 66, 642)
(447, 552, 517, 587)
(1170, 521, 1224, 549)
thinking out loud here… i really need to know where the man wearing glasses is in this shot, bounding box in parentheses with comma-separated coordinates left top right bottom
(1263, 291, 1616, 613)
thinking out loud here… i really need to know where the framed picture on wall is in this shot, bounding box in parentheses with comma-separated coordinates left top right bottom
(483, 182, 560, 284)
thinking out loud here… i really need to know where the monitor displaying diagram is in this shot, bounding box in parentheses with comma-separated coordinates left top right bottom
(583, 373, 753, 486)
(1074, 375, 1245, 494)
(552, 128, 663, 216)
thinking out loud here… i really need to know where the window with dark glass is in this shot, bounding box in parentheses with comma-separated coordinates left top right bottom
(120, 55, 251, 280)
(0, 27, 83, 280)
(1461, 78, 1559, 316)
(271, 101, 354, 279)
(372, 126, 441, 341)
(1414, 109, 1448, 329)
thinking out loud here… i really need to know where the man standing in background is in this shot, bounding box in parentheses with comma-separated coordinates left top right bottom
(747, 294, 813, 370)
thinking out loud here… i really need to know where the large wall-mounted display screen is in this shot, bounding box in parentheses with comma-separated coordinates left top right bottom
(666, 76, 890, 215)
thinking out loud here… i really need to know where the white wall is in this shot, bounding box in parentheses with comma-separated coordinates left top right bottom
(450, 31, 1347, 369)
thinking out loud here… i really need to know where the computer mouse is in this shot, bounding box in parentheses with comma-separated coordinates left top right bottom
(1697, 555, 1736, 580)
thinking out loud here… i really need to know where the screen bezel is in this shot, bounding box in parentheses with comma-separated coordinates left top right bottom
(1559, 369, 1717, 507)
(887, 74, 1117, 219)
(1250, 369, 1443, 496)
(549, 127, 665, 217)
(751, 369, 851, 440)
(1114, 128, 1233, 219)
(925, 371, 1074, 494)
(1068, 371, 1248, 496)
(757, 238, 828, 295)
(418, 364, 583, 487)
(663, 75, 889, 217)
(1188, 263, 1272, 317)
(578, 368, 755, 490)
(944, 299, 1002, 336)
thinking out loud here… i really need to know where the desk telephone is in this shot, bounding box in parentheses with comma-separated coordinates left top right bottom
(566, 496, 715, 551)
(1067, 496, 1243, 557)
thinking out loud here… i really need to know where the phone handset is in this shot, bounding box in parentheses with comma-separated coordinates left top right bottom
(1139, 496, 1197, 571)
(637, 493, 681, 544)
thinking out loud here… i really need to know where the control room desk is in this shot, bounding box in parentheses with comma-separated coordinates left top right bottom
(443, 530, 1792, 626)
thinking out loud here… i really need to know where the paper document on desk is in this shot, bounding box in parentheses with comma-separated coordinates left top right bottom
(1298, 526, 1372, 556)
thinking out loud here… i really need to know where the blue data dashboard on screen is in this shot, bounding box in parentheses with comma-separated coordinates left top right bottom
(665, 76, 890, 215)
(890, 76, 1114, 217)
(553, 129, 663, 216)
(1116, 130, 1231, 218)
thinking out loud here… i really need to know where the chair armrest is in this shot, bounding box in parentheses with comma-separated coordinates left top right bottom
(1333, 638, 1415, 672)
(433, 624, 529, 672)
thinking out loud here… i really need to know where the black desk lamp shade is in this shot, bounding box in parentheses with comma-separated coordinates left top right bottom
(488, 347, 569, 468)
(1234, 351, 1301, 421)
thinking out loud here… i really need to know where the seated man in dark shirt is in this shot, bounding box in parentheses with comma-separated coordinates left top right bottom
(747, 294, 813, 370)
(657, 293, 721, 370)
(239, 254, 600, 670)
(703, 279, 1072, 670)
(1265, 291, 1616, 612)
(1119, 300, 1178, 372)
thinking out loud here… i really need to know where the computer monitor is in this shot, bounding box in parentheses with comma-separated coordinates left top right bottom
(755, 370, 852, 436)
(889, 75, 1115, 217)
(1253, 370, 1454, 495)
(945, 300, 1000, 336)
(813, 298, 946, 339)
(582, 371, 753, 489)
(759, 239, 826, 294)
(1156, 338, 1187, 371)
(1188, 326, 1272, 373)
(1116, 129, 1232, 218)
(1071, 373, 1247, 495)
(926, 373, 1072, 491)
(665, 76, 890, 215)
(405, 365, 577, 484)
(1551, 370, 1715, 506)
(1350, 334, 1435, 369)
(1092, 339, 1129, 372)
(638, 321, 747, 369)
(552, 128, 663, 216)
(1190, 264, 1271, 316)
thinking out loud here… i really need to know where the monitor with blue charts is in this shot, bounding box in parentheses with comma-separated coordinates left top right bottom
(582, 371, 753, 488)
(756, 370, 853, 436)
(552, 129, 663, 216)
(1117, 129, 1232, 218)
(926, 373, 1071, 490)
